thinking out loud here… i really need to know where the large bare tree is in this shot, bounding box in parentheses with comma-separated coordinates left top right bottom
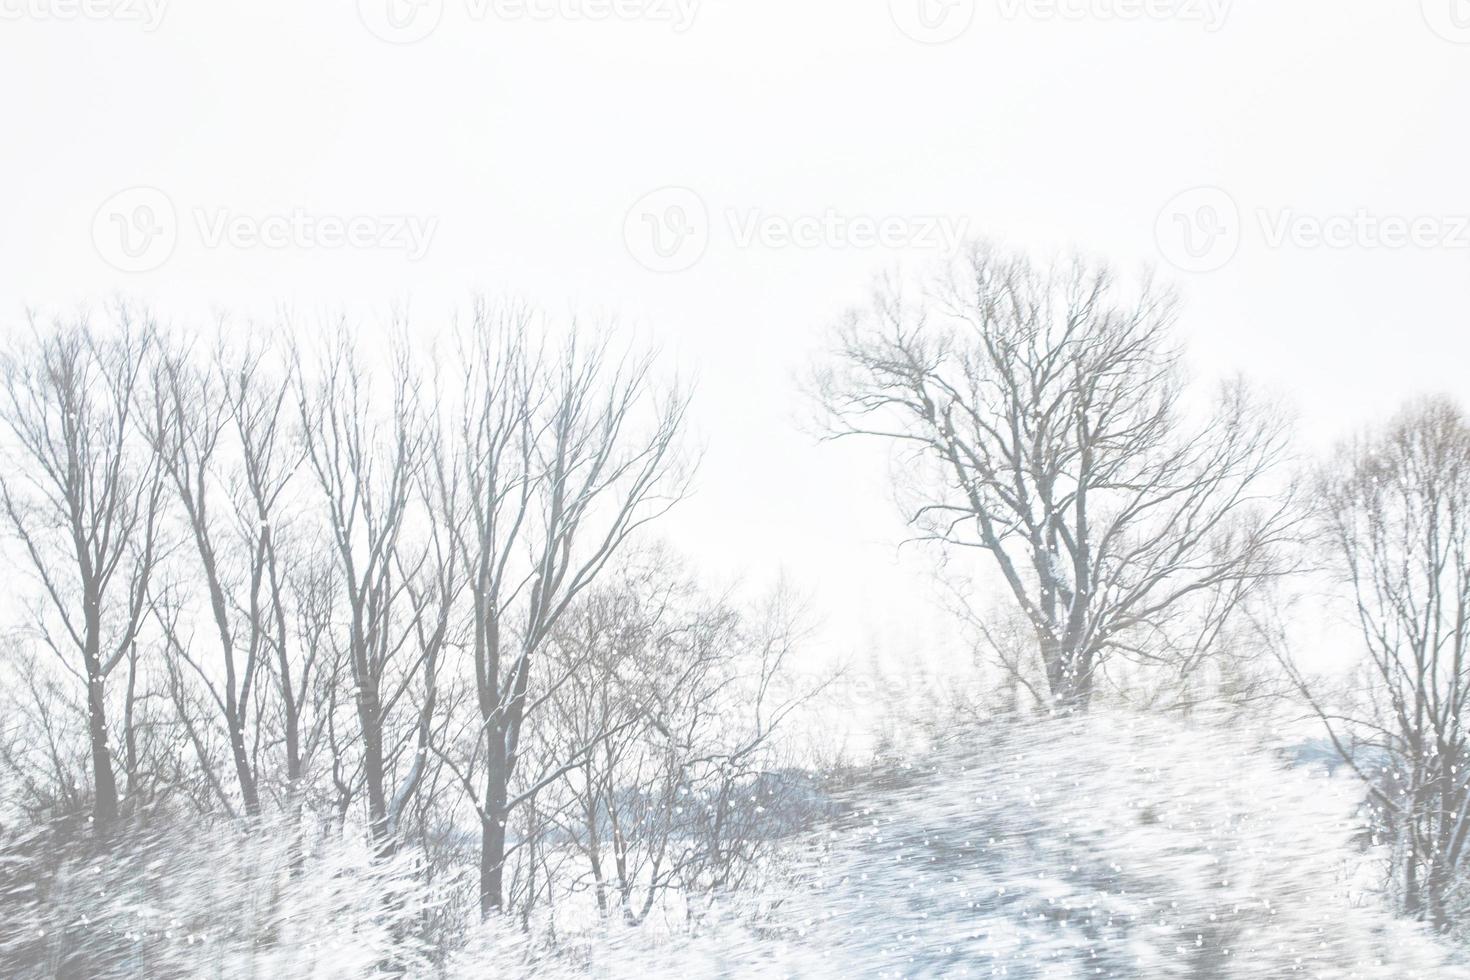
(816, 245, 1297, 708)
(0, 314, 165, 831)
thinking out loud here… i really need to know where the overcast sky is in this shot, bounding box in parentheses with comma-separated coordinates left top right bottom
(2, 0, 1468, 672)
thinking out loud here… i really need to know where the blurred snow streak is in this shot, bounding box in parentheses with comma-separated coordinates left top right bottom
(4, 714, 1463, 978)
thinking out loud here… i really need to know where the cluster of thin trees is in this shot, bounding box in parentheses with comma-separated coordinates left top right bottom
(817, 243, 1470, 932)
(0, 304, 809, 925)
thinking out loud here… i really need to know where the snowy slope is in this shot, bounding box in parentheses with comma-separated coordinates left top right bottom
(503, 714, 1465, 979)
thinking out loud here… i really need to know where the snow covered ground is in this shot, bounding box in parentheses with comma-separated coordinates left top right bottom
(497, 714, 1465, 979)
(5, 713, 1463, 978)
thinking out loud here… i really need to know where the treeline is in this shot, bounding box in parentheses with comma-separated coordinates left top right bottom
(0, 303, 814, 936)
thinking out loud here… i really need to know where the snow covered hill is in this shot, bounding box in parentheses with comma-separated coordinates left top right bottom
(512, 714, 1466, 979)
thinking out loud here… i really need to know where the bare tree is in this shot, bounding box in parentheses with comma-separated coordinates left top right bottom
(1299, 398, 1470, 930)
(670, 581, 820, 900)
(297, 329, 449, 847)
(142, 333, 321, 815)
(0, 314, 165, 831)
(430, 306, 691, 917)
(816, 245, 1297, 709)
(539, 557, 723, 924)
(227, 339, 318, 802)
(0, 643, 88, 821)
(144, 339, 258, 813)
(529, 557, 818, 925)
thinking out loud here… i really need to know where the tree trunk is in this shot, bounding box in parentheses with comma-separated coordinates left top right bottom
(1404, 838, 1422, 919)
(358, 680, 390, 845)
(85, 658, 119, 832)
(227, 715, 260, 815)
(1042, 635, 1094, 712)
(480, 740, 510, 918)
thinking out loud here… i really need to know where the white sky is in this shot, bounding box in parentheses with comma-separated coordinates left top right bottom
(2, 0, 1468, 674)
